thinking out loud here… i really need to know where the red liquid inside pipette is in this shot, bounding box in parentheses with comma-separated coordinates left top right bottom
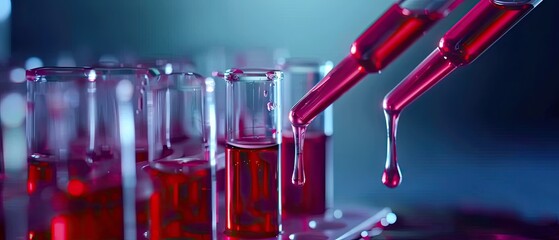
(289, 1, 462, 186)
(382, 0, 538, 188)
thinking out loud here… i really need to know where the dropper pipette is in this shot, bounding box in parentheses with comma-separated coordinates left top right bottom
(382, 0, 543, 188)
(289, 0, 464, 185)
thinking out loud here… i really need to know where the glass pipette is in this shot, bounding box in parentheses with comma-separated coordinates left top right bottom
(289, 0, 464, 185)
(382, 0, 543, 188)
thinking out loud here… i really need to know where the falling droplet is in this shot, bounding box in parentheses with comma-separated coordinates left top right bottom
(267, 102, 275, 111)
(292, 125, 306, 186)
(382, 110, 402, 188)
(263, 90, 268, 97)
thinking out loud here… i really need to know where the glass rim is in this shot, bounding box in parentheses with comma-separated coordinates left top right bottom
(26, 66, 160, 83)
(216, 68, 283, 82)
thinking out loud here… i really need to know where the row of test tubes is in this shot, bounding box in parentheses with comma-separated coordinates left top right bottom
(0, 54, 393, 239)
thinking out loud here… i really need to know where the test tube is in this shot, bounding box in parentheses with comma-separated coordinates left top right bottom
(26, 67, 157, 239)
(218, 69, 282, 238)
(280, 59, 333, 215)
(144, 72, 217, 239)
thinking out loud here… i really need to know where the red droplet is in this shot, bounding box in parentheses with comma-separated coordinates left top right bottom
(67, 179, 85, 196)
(382, 168, 401, 188)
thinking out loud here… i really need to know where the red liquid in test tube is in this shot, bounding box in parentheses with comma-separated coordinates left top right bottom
(27, 158, 57, 194)
(145, 159, 213, 240)
(26, 157, 152, 239)
(28, 177, 126, 239)
(382, 0, 542, 188)
(225, 144, 280, 238)
(281, 132, 330, 214)
(27, 156, 95, 194)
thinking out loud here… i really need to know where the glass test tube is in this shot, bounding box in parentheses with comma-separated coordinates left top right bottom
(280, 59, 333, 215)
(220, 69, 283, 238)
(26, 67, 156, 239)
(144, 72, 217, 239)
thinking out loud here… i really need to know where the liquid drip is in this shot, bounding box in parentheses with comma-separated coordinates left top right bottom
(382, 111, 401, 188)
(291, 125, 307, 186)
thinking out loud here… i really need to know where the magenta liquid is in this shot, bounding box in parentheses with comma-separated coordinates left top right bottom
(382, 0, 539, 188)
(282, 132, 331, 215)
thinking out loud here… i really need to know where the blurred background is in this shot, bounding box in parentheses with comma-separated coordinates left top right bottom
(3, 0, 559, 224)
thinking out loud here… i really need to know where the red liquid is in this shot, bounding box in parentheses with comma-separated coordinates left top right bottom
(352, 4, 445, 72)
(27, 159, 57, 194)
(26, 157, 151, 239)
(27, 181, 126, 240)
(28, 187, 151, 240)
(439, 0, 535, 66)
(290, 3, 454, 127)
(382, 112, 402, 189)
(282, 133, 330, 215)
(382, 0, 538, 188)
(145, 159, 212, 240)
(225, 144, 280, 238)
(385, 0, 536, 114)
(290, 125, 307, 186)
(27, 157, 95, 194)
